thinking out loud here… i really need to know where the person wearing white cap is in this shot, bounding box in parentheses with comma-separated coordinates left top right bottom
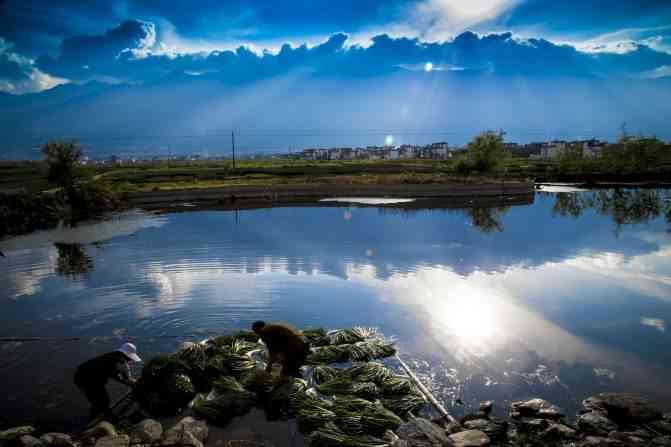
(74, 342, 142, 418)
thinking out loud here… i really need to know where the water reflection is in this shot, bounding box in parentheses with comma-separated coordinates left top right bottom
(551, 188, 671, 231)
(54, 243, 93, 278)
(0, 191, 670, 430)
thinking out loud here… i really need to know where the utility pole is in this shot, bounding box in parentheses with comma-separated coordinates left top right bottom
(231, 130, 236, 169)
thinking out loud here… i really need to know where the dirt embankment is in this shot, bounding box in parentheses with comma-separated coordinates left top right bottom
(124, 181, 535, 209)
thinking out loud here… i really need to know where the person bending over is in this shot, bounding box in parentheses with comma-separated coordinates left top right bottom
(252, 321, 309, 378)
(74, 342, 141, 418)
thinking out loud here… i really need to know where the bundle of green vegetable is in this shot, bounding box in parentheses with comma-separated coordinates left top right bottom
(192, 376, 256, 424)
(307, 422, 389, 447)
(307, 341, 396, 365)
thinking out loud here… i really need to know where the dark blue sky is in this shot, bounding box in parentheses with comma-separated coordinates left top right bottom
(1, 0, 671, 94)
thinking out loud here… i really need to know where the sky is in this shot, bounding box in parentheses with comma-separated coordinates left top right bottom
(1, 1, 671, 155)
(1, 0, 671, 93)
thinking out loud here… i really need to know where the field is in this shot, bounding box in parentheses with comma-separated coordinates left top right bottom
(2, 154, 670, 196)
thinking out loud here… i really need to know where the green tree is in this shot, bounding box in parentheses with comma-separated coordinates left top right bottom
(466, 131, 507, 173)
(41, 140, 83, 189)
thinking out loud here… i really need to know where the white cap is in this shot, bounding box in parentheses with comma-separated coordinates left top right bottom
(117, 342, 141, 362)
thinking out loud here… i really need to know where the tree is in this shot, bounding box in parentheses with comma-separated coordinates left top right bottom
(41, 140, 83, 189)
(466, 131, 507, 173)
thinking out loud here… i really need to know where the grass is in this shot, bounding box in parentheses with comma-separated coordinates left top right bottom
(3, 155, 670, 196)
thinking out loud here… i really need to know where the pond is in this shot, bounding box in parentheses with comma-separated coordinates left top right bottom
(1, 189, 670, 433)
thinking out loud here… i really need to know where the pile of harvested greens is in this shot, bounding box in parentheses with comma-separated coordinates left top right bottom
(134, 327, 427, 446)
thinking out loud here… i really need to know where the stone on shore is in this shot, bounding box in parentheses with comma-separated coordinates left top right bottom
(130, 420, 162, 444)
(582, 393, 662, 425)
(18, 435, 44, 447)
(462, 418, 507, 443)
(510, 398, 564, 420)
(396, 417, 450, 447)
(39, 433, 76, 447)
(81, 422, 116, 442)
(94, 435, 129, 447)
(160, 430, 202, 447)
(447, 430, 490, 447)
(1, 427, 36, 442)
(578, 412, 618, 436)
(166, 418, 208, 443)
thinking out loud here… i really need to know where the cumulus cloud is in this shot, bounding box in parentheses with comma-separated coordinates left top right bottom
(37, 19, 158, 80)
(0, 37, 68, 94)
(28, 20, 671, 86)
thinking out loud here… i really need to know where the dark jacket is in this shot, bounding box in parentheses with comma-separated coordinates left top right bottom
(74, 351, 133, 387)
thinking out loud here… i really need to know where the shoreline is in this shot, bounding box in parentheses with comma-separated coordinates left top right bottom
(123, 182, 535, 209)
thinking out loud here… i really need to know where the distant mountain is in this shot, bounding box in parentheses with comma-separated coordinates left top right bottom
(1, 71, 671, 159)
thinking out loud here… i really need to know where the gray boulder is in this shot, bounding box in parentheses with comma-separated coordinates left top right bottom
(80, 422, 116, 442)
(39, 433, 76, 447)
(608, 431, 647, 445)
(542, 423, 577, 440)
(396, 417, 450, 447)
(18, 435, 44, 447)
(510, 398, 564, 420)
(1, 427, 36, 442)
(577, 436, 623, 446)
(447, 430, 490, 447)
(94, 435, 129, 447)
(130, 420, 162, 444)
(582, 393, 662, 425)
(160, 431, 202, 447)
(578, 412, 618, 436)
(165, 418, 208, 443)
(462, 418, 507, 443)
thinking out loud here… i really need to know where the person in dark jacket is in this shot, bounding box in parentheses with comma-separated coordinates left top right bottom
(74, 342, 141, 418)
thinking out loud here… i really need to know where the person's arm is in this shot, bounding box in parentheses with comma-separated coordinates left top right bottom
(111, 361, 135, 386)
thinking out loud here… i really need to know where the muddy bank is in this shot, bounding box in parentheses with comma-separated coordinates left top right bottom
(124, 182, 534, 209)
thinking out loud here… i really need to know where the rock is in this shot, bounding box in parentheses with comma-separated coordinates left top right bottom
(222, 442, 274, 447)
(1, 427, 36, 442)
(447, 430, 490, 447)
(40, 433, 76, 447)
(608, 431, 647, 445)
(650, 421, 671, 435)
(478, 401, 493, 416)
(94, 435, 129, 447)
(160, 431, 202, 447)
(166, 418, 208, 443)
(445, 422, 464, 434)
(396, 417, 450, 447)
(543, 423, 577, 440)
(652, 436, 671, 446)
(510, 398, 564, 420)
(80, 422, 117, 442)
(582, 393, 662, 425)
(383, 431, 400, 443)
(130, 420, 162, 444)
(19, 435, 44, 447)
(462, 418, 507, 443)
(514, 417, 551, 433)
(578, 412, 618, 436)
(577, 436, 623, 446)
(460, 412, 488, 424)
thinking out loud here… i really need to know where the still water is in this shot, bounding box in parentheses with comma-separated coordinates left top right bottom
(1, 189, 670, 432)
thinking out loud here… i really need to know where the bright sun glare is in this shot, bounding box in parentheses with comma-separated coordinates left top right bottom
(424, 62, 433, 72)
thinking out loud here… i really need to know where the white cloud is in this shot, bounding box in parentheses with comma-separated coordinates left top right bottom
(405, 0, 520, 41)
(639, 65, 671, 79)
(570, 25, 671, 55)
(0, 37, 68, 94)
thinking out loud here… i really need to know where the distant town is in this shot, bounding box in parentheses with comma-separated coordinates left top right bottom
(79, 138, 611, 165)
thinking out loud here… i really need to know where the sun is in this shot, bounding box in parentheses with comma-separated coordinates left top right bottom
(424, 62, 433, 72)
